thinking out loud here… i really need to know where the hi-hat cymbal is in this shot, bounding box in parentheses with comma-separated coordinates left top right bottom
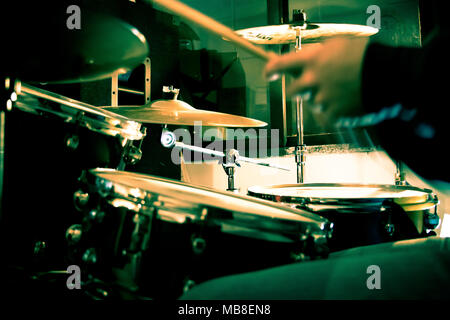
(102, 99, 267, 128)
(3, 6, 149, 84)
(235, 23, 379, 45)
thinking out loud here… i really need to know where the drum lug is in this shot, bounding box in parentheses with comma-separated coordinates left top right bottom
(82, 248, 97, 265)
(33, 240, 47, 257)
(424, 212, 440, 231)
(73, 189, 90, 211)
(381, 205, 396, 237)
(191, 234, 207, 255)
(128, 213, 152, 253)
(88, 209, 105, 223)
(66, 224, 83, 245)
(124, 144, 143, 166)
(183, 278, 196, 294)
(65, 133, 80, 150)
(384, 223, 395, 237)
(290, 251, 306, 262)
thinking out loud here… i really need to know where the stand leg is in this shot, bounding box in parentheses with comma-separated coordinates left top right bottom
(0, 110, 5, 216)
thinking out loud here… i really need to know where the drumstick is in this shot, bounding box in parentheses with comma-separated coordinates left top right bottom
(147, 0, 274, 61)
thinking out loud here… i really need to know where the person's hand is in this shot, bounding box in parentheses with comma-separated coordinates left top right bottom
(264, 37, 370, 128)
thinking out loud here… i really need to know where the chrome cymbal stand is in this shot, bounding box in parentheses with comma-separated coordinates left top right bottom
(395, 160, 407, 185)
(292, 9, 307, 183)
(0, 77, 16, 217)
(111, 57, 151, 170)
(222, 149, 241, 193)
(161, 132, 290, 192)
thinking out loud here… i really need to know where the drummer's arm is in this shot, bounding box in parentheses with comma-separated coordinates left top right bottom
(358, 30, 450, 180)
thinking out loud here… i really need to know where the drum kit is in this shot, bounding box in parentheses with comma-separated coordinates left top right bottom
(0, 0, 441, 300)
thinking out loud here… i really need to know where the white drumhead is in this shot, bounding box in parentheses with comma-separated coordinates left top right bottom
(248, 184, 428, 200)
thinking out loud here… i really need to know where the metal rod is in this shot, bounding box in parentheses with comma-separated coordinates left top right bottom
(174, 141, 290, 171)
(118, 87, 145, 95)
(294, 27, 306, 183)
(0, 111, 5, 216)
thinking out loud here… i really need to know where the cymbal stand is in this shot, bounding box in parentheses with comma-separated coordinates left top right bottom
(0, 77, 16, 217)
(292, 10, 307, 183)
(222, 149, 241, 193)
(161, 132, 290, 191)
(395, 160, 407, 185)
(112, 58, 151, 170)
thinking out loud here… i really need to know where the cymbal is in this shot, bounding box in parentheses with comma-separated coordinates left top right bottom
(3, 7, 149, 84)
(102, 99, 267, 128)
(235, 23, 379, 45)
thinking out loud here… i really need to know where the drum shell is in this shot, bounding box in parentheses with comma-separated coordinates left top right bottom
(70, 170, 331, 299)
(73, 201, 318, 299)
(0, 109, 124, 267)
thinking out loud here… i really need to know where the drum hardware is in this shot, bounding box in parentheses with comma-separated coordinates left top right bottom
(117, 134, 146, 170)
(190, 208, 209, 255)
(163, 85, 180, 99)
(380, 205, 395, 237)
(395, 160, 408, 186)
(111, 57, 152, 107)
(66, 224, 83, 246)
(248, 183, 440, 251)
(1, 81, 147, 276)
(13, 81, 147, 171)
(0, 76, 15, 216)
(164, 138, 291, 171)
(82, 248, 98, 265)
(66, 169, 331, 298)
(14, 82, 146, 141)
(222, 149, 241, 193)
(162, 131, 290, 192)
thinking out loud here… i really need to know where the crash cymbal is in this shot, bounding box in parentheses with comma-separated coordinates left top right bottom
(102, 98, 267, 128)
(235, 23, 379, 45)
(3, 4, 149, 84)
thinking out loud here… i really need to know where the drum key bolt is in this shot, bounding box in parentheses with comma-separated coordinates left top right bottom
(66, 224, 83, 245)
(73, 190, 90, 211)
(82, 248, 97, 265)
(65, 134, 80, 150)
(191, 235, 207, 255)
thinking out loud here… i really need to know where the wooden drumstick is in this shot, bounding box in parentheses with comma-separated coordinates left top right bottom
(147, 0, 275, 61)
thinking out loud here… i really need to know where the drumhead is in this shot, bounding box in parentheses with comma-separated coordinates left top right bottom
(86, 169, 331, 242)
(248, 183, 434, 206)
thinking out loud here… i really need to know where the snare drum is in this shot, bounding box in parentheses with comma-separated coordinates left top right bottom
(248, 184, 440, 252)
(0, 83, 146, 268)
(68, 169, 332, 299)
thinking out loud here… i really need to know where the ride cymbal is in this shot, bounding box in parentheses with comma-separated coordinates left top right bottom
(235, 23, 379, 45)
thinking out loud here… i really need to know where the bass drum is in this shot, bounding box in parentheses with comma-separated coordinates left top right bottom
(0, 82, 145, 271)
(248, 183, 440, 252)
(68, 169, 332, 299)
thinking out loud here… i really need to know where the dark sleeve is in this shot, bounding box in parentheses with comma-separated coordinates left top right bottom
(359, 32, 449, 181)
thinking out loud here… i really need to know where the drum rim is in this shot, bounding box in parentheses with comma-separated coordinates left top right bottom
(15, 83, 145, 141)
(85, 168, 331, 230)
(247, 183, 435, 206)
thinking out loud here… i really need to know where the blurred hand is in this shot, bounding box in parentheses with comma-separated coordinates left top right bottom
(264, 37, 370, 128)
